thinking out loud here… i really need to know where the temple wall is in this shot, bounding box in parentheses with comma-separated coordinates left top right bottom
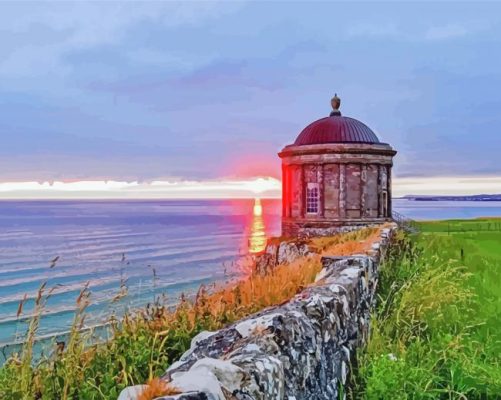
(345, 163, 361, 218)
(364, 165, 379, 218)
(290, 165, 302, 218)
(324, 163, 340, 218)
(282, 164, 393, 236)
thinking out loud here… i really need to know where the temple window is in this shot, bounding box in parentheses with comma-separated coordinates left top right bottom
(306, 183, 319, 214)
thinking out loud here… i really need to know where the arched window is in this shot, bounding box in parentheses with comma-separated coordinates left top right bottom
(306, 183, 319, 214)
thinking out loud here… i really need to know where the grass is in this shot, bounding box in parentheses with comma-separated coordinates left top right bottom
(352, 219, 501, 399)
(0, 227, 380, 400)
(309, 226, 383, 256)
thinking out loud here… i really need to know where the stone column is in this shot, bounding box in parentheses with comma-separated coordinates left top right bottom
(360, 164, 367, 218)
(318, 164, 324, 217)
(387, 165, 392, 218)
(282, 163, 287, 217)
(299, 165, 305, 218)
(378, 164, 388, 218)
(339, 163, 346, 219)
(377, 164, 383, 218)
(285, 165, 291, 218)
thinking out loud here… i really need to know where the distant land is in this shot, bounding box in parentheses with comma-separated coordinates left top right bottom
(402, 194, 501, 202)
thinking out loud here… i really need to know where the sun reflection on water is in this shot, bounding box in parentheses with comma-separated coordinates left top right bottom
(249, 198, 267, 254)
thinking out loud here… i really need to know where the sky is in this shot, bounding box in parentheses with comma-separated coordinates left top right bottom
(1, 1, 501, 198)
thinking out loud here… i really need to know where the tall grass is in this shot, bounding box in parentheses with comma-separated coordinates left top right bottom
(0, 227, 380, 399)
(352, 222, 501, 399)
(309, 226, 383, 256)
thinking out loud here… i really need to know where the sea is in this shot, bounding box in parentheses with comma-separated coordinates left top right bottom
(1, 198, 501, 358)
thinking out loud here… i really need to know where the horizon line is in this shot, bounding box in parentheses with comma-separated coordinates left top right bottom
(0, 175, 500, 199)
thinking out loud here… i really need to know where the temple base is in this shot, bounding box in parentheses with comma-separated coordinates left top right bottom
(281, 217, 392, 238)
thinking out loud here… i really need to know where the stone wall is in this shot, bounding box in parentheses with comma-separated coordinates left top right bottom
(118, 225, 397, 400)
(253, 223, 380, 275)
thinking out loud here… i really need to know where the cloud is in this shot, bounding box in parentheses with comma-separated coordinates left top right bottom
(1, 175, 500, 199)
(0, 2, 241, 79)
(0, 177, 282, 199)
(425, 24, 469, 40)
(392, 176, 501, 197)
(347, 23, 400, 38)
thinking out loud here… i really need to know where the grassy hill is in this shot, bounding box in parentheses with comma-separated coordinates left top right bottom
(353, 219, 501, 399)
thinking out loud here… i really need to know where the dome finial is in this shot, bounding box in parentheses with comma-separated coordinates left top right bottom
(330, 93, 341, 116)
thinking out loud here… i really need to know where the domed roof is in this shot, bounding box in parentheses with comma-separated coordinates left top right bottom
(294, 94, 380, 146)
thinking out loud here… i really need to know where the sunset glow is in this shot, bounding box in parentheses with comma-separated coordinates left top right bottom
(253, 198, 263, 216)
(0, 177, 282, 199)
(0, 175, 500, 199)
(249, 198, 267, 254)
(242, 178, 280, 195)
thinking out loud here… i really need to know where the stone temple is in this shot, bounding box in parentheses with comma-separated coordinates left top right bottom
(279, 95, 397, 237)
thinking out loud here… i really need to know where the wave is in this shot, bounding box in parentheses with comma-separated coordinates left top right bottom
(0, 241, 242, 289)
(0, 248, 242, 308)
(0, 231, 243, 277)
(0, 272, 223, 341)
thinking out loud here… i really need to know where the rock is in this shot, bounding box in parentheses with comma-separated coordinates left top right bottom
(154, 393, 209, 400)
(254, 239, 313, 274)
(117, 385, 148, 400)
(164, 358, 256, 399)
(277, 241, 311, 264)
(234, 313, 280, 338)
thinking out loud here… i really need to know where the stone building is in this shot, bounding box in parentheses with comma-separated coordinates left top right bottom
(279, 95, 397, 236)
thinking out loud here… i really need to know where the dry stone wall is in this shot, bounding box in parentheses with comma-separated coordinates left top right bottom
(118, 225, 397, 400)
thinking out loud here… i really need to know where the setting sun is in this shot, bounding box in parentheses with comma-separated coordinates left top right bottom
(242, 178, 281, 195)
(253, 197, 263, 216)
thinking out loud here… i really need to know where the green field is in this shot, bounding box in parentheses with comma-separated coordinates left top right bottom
(353, 219, 501, 399)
